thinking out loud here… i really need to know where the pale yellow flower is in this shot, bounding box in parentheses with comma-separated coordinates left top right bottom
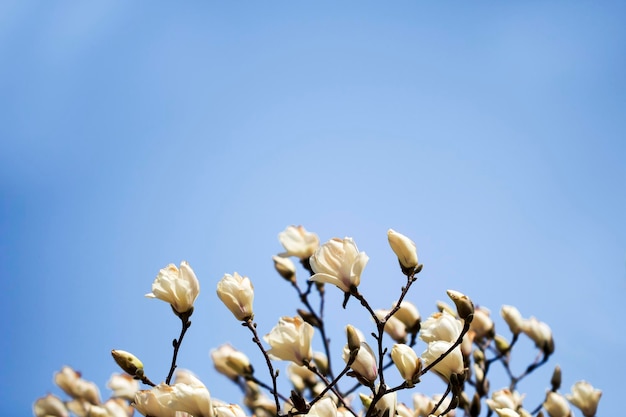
(264, 316, 314, 365)
(310, 237, 369, 293)
(216, 272, 254, 321)
(387, 229, 418, 270)
(279, 225, 320, 259)
(566, 381, 601, 417)
(146, 261, 200, 315)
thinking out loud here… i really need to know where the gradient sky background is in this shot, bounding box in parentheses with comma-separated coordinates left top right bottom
(1, 2, 625, 416)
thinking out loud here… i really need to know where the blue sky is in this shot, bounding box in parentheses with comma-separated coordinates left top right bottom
(1, 2, 625, 416)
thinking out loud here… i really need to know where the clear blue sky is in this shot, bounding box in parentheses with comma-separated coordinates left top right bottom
(1, 2, 624, 416)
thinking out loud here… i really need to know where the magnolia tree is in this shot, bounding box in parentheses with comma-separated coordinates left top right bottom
(34, 226, 602, 417)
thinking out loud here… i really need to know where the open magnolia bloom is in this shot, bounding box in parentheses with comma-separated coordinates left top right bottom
(54, 366, 101, 405)
(306, 397, 337, 417)
(278, 225, 320, 260)
(309, 237, 369, 293)
(566, 381, 602, 417)
(211, 344, 253, 379)
(485, 388, 525, 412)
(133, 384, 177, 417)
(145, 261, 200, 315)
(421, 341, 464, 382)
(264, 316, 314, 366)
(33, 394, 69, 417)
(543, 392, 571, 417)
(420, 311, 463, 343)
(521, 316, 554, 355)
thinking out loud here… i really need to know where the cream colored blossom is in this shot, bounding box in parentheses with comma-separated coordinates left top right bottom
(307, 397, 337, 417)
(217, 272, 254, 321)
(174, 369, 206, 387)
(107, 373, 139, 401)
(264, 316, 314, 365)
(133, 384, 177, 417)
(287, 363, 318, 391)
(495, 409, 520, 417)
(395, 402, 413, 417)
(54, 366, 100, 405)
(309, 237, 369, 293)
(342, 341, 378, 383)
(486, 389, 525, 411)
(33, 394, 69, 417)
(420, 311, 463, 343)
(392, 300, 421, 331)
(412, 393, 434, 417)
(169, 383, 213, 417)
(470, 306, 494, 339)
(375, 309, 407, 343)
(387, 229, 418, 270)
(566, 381, 601, 417)
(501, 305, 524, 335)
(421, 341, 464, 381)
(211, 344, 253, 379)
(214, 404, 247, 417)
(279, 225, 320, 259)
(521, 317, 554, 354)
(374, 389, 397, 417)
(146, 261, 200, 314)
(391, 344, 420, 385)
(543, 392, 571, 417)
(272, 255, 297, 282)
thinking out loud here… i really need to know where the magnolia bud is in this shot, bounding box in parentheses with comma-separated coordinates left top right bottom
(501, 305, 524, 335)
(111, 350, 144, 377)
(346, 325, 362, 355)
(446, 289, 474, 321)
(272, 255, 296, 283)
(551, 365, 562, 392)
(217, 272, 255, 322)
(494, 334, 510, 353)
(387, 229, 418, 272)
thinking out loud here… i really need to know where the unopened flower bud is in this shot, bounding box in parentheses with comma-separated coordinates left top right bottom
(111, 350, 144, 377)
(494, 334, 510, 354)
(501, 305, 524, 335)
(436, 300, 457, 316)
(543, 392, 571, 417)
(272, 255, 296, 283)
(387, 229, 418, 273)
(447, 290, 474, 321)
(217, 272, 255, 322)
(551, 365, 562, 392)
(346, 325, 362, 355)
(391, 344, 421, 386)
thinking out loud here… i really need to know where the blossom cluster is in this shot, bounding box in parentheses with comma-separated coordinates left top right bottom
(34, 226, 601, 417)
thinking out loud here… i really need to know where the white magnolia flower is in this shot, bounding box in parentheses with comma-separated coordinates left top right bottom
(521, 317, 554, 354)
(214, 404, 247, 417)
(272, 255, 297, 282)
(420, 311, 463, 343)
(174, 369, 206, 388)
(391, 344, 420, 384)
(374, 389, 397, 417)
(168, 382, 213, 417)
(495, 408, 520, 417)
(107, 373, 139, 401)
(133, 384, 177, 417)
(216, 272, 254, 321)
(543, 392, 571, 417)
(211, 344, 253, 379)
(566, 381, 602, 417)
(375, 309, 407, 342)
(54, 366, 100, 405)
(146, 261, 200, 314)
(264, 316, 314, 366)
(501, 305, 524, 335)
(33, 394, 69, 417)
(486, 389, 525, 411)
(392, 300, 421, 331)
(309, 237, 369, 293)
(421, 341, 464, 381)
(387, 229, 418, 270)
(470, 306, 494, 339)
(307, 397, 337, 417)
(278, 225, 320, 259)
(343, 341, 378, 383)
